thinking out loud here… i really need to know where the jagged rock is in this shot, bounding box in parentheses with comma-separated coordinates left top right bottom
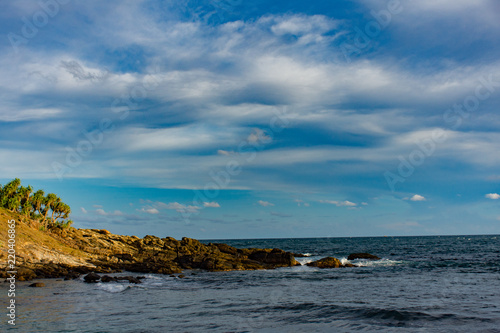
(347, 253, 380, 260)
(248, 249, 297, 267)
(0, 209, 299, 281)
(83, 272, 101, 283)
(28, 283, 45, 287)
(307, 257, 342, 268)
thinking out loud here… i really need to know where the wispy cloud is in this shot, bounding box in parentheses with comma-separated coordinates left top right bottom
(203, 202, 221, 208)
(258, 200, 275, 207)
(319, 200, 357, 207)
(96, 208, 124, 216)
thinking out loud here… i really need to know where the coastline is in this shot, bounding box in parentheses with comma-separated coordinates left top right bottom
(1, 208, 301, 281)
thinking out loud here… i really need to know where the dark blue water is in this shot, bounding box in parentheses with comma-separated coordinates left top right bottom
(4, 235, 500, 332)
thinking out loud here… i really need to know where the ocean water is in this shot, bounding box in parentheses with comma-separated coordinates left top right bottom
(4, 235, 500, 332)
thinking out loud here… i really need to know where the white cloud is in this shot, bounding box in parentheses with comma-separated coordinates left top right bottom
(410, 195, 426, 202)
(485, 193, 500, 200)
(139, 207, 160, 214)
(319, 200, 357, 207)
(258, 200, 275, 207)
(295, 199, 310, 207)
(96, 209, 123, 216)
(157, 202, 200, 213)
(203, 202, 221, 208)
(80, 207, 88, 214)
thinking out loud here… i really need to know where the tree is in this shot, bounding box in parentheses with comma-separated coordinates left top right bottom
(41, 193, 58, 228)
(52, 202, 71, 224)
(0, 178, 21, 209)
(0, 179, 73, 229)
(19, 185, 33, 217)
(30, 189, 45, 219)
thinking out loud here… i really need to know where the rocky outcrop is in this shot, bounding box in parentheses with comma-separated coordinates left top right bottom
(0, 209, 300, 281)
(307, 257, 342, 268)
(347, 253, 380, 260)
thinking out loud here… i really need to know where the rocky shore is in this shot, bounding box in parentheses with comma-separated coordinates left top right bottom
(0, 209, 299, 281)
(1, 209, 377, 282)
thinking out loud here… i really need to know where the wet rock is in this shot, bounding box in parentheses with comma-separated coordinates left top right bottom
(347, 253, 380, 260)
(307, 257, 342, 268)
(342, 263, 357, 268)
(100, 275, 115, 283)
(83, 272, 101, 283)
(291, 253, 309, 258)
(115, 276, 142, 284)
(248, 249, 297, 267)
(28, 283, 45, 287)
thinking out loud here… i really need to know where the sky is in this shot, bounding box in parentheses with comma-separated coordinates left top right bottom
(1, 0, 500, 239)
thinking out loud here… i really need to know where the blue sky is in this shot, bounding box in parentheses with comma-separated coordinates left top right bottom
(1, 0, 500, 239)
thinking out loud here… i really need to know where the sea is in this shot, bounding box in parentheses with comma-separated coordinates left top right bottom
(4, 235, 500, 332)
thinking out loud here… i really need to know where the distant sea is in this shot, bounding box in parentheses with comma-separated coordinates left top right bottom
(5, 235, 500, 332)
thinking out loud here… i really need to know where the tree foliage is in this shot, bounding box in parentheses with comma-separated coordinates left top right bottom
(0, 178, 73, 229)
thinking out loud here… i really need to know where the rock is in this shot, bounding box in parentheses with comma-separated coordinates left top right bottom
(178, 274, 185, 279)
(100, 275, 115, 283)
(291, 253, 309, 258)
(17, 268, 37, 281)
(64, 271, 81, 280)
(248, 249, 297, 267)
(342, 263, 357, 268)
(307, 257, 342, 268)
(115, 276, 142, 284)
(214, 243, 239, 255)
(347, 253, 380, 260)
(28, 283, 45, 287)
(83, 272, 101, 283)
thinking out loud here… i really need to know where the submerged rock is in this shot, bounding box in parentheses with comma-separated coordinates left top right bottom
(28, 283, 45, 287)
(307, 257, 342, 268)
(347, 253, 380, 260)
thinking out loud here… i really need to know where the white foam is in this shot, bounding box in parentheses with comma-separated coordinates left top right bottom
(352, 258, 402, 267)
(96, 283, 130, 293)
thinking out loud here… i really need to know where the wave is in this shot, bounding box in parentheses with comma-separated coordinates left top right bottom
(96, 282, 132, 293)
(349, 258, 404, 267)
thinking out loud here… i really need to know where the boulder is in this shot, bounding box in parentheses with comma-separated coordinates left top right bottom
(307, 257, 342, 268)
(28, 283, 45, 287)
(83, 272, 101, 283)
(248, 249, 297, 267)
(347, 253, 380, 260)
(100, 275, 115, 283)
